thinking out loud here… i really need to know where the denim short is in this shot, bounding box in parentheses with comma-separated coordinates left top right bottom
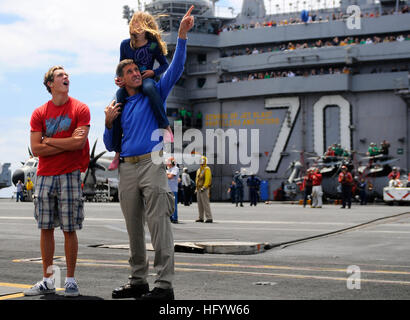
(34, 170, 84, 232)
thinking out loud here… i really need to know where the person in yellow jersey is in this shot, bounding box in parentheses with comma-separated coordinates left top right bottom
(26, 177, 34, 202)
(195, 156, 213, 223)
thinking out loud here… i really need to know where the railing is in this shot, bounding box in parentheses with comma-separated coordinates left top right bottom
(219, 41, 410, 72)
(169, 86, 187, 99)
(217, 13, 410, 48)
(186, 63, 218, 75)
(168, 71, 409, 101)
(217, 72, 409, 99)
(187, 87, 217, 100)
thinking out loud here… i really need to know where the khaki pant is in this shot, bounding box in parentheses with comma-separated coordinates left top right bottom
(312, 185, 323, 208)
(197, 188, 212, 220)
(119, 158, 175, 289)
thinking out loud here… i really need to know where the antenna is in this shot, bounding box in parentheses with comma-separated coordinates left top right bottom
(228, 6, 235, 16)
(211, 0, 219, 15)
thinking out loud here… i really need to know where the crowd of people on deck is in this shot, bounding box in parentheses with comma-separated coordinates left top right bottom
(221, 66, 351, 83)
(366, 140, 391, 157)
(218, 62, 409, 84)
(226, 171, 263, 207)
(300, 166, 410, 208)
(323, 143, 351, 158)
(219, 6, 410, 33)
(221, 33, 410, 59)
(218, 32, 410, 84)
(298, 140, 410, 208)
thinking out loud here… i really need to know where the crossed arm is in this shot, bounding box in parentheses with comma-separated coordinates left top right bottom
(167, 172, 176, 179)
(31, 126, 90, 157)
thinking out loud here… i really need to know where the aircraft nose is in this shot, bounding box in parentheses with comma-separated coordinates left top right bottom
(12, 169, 24, 186)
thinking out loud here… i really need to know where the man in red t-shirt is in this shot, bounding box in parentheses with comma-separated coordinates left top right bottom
(311, 168, 323, 208)
(24, 66, 90, 298)
(338, 165, 353, 209)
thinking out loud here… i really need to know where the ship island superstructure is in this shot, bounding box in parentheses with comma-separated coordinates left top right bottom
(127, 0, 410, 201)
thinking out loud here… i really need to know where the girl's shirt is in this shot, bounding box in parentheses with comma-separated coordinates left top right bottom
(120, 39, 169, 76)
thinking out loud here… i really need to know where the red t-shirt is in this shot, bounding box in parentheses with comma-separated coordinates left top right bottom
(312, 173, 322, 186)
(30, 97, 90, 176)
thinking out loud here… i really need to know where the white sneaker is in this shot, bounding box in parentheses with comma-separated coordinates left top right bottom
(64, 281, 80, 297)
(24, 280, 56, 296)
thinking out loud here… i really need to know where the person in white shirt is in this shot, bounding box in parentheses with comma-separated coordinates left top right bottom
(167, 157, 180, 223)
(397, 34, 405, 42)
(181, 167, 192, 206)
(16, 180, 24, 202)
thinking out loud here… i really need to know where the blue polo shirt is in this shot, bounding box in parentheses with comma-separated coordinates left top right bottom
(104, 38, 186, 157)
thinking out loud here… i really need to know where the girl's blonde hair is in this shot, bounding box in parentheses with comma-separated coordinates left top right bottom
(129, 11, 168, 56)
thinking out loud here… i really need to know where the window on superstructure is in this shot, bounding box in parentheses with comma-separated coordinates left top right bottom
(160, 20, 170, 32)
(197, 54, 207, 65)
(197, 78, 206, 88)
(176, 78, 185, 87)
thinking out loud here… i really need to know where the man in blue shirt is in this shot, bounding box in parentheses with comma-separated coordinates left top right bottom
(16, 180, 24, 202)
(104, 6, 194, 301)
(234, 171, 244, 207)
(247, 173, 261, 206)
